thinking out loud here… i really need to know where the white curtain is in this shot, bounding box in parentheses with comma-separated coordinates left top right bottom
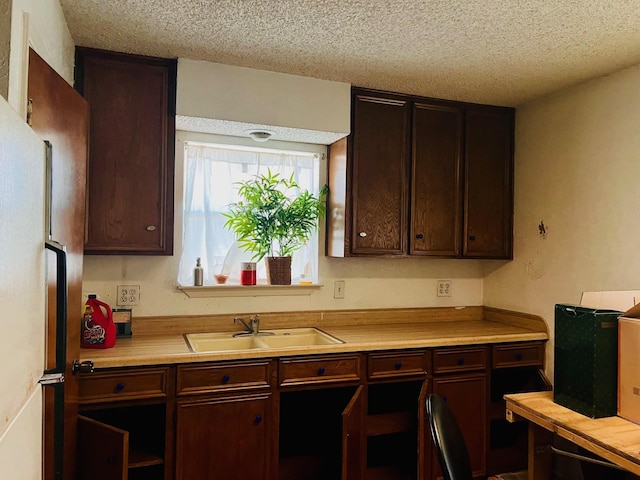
(178, 143, 320, 286)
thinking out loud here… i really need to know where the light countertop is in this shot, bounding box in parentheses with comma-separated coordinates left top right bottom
(80, 307, 548, 368)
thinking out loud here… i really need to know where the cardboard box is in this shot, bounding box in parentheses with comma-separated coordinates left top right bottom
(554, 290, 640, 419)
(617, 301, 640, 424)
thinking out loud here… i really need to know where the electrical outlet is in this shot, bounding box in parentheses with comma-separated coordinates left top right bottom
(116, 285, 140, 306)
(437, 280, 452, 297)
(334, 280, 345, 299)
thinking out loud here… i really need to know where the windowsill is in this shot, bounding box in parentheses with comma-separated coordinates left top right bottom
(178, 283, 323, 298)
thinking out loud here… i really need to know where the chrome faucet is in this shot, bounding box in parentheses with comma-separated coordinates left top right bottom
(233, 314, 272, 337)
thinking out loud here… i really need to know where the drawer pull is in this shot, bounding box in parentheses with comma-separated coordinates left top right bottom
(317, 367, 326, 376)
(115, 383, 125, 392)
(516, 353, 523, 361)
(358, 231, 367, 238)
(146, 225, 156, 231)
(254, 415, 262, 425)
(457, 357, 465, 365)
(221, 374, 230, 384)
(415, 233, 424, 239)
(395, 362, 403, 370)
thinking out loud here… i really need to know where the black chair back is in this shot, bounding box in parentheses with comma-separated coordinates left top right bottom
(426, 394, 473, 480)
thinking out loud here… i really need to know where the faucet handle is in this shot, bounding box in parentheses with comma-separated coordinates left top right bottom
(250, 314, 260, 332)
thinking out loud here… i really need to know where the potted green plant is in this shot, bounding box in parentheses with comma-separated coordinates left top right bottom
(223, 170, 328, 285)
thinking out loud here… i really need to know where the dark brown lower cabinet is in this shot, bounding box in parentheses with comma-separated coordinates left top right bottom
(76, 341, 547, 480)
(364, 380, 430, 479)
(278, 386, 363, 479)
(175, 392, 273, 480)
(78, 402, 168, 480)
(432, 374, 487, 479)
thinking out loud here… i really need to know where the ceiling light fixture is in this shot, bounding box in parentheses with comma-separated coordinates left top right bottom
(246, 130, 273, 142)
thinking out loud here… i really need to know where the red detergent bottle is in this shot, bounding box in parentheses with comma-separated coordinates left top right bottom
(81, 294, 116, 349)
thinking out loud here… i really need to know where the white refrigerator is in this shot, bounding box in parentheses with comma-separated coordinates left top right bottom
(0, 95, 51, 478)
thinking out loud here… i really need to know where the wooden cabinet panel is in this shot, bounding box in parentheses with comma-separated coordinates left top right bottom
(368, 350, 430, 380)
(77, 416, 128, 480)
(350, 91, 410, 255)
(176, 360, 272, 396)
(492, 342, 544, 369)
(79, 367, 169, 404)
(176, 393, 272, 480)
(433, 346, 488, 374)
(342, 385, 366, 480)
(432, 374, 487, 478)
(75, 48, 176, 255)
(463, 107, 514, 259)
(279, 354, 362, 387)
(411, 103, 463, 256)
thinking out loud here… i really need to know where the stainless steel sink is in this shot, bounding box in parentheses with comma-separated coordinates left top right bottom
(185, 327, 343, 353)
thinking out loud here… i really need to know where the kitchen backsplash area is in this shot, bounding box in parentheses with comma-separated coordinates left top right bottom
(81, 254, 488, 317)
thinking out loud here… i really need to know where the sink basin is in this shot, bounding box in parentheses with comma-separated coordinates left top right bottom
(185, 333, 267, 353)
(257, 328, 343, 348)
(185, 328, 343, 353)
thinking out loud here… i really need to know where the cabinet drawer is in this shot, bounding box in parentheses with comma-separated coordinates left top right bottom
(279, 354, 362, 387)
(433, 346, 488, 374)
(79, 367, 169, 404)
(492, 342, 544, 369)
(368, 350, 429, 380)
(177, 360, 272, 396)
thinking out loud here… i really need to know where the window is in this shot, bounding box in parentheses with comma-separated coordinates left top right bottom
(177, 142, 322, 286)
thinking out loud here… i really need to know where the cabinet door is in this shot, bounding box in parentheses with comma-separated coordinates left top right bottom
(76, 48, 176, 255)
(463, 107, 514, 259)
(411, 103, 463, 256)
(176, 393, 272, 480)
(77, 416, 128, 480)
(342, 385, 366, 480)
(351, 90, 410, 255)
(432, 373, 487, 478)
(418, 379, 432, 480)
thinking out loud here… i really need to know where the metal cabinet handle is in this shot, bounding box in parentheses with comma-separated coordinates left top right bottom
(146, 225, 156, 231)
(254, 415, 263, 425)
(317, 367, 326, 375)
(416, 233, 424, 239)
(115, 383, 125, 392)
(358, 232, 367, 238)
(395, 362, 403, 370)
(222, 374, 230, 384)
(457, 357, 465, 365)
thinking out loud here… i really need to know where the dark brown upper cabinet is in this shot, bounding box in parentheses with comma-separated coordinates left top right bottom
(75, 48, 176, 255)
(463, 107, 514, 258)
(327, 87, 514, 259)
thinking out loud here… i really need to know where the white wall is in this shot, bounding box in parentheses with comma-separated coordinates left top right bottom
(82, 128, 486, 317)
(484, 63, 640, 379)
(7, 0, 74, 115)
(177, 59, 351, 135)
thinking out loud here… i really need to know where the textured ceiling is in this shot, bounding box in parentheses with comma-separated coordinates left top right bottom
(59, 0, 640, 107)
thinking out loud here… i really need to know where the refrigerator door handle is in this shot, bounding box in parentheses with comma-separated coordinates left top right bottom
(39, 373, 65, 385)
(44, 239, 67, 376)
(44, 141, 53, 240)
(43, 239, 67, 480)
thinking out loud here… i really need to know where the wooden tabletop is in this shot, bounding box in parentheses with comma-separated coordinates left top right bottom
(505, 391, 640, 476)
